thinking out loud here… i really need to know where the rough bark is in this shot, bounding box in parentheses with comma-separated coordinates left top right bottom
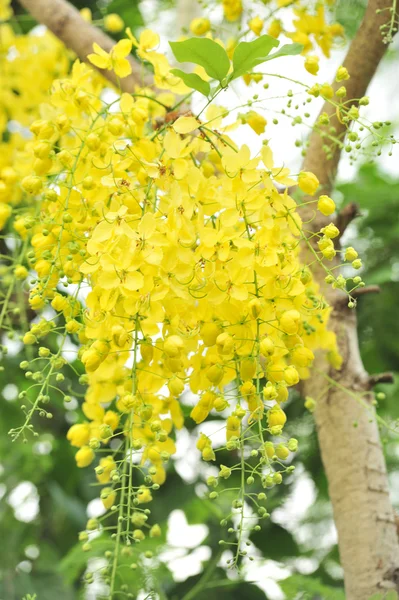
(301, 1, 399, 598)
(17, 0, 145, 92)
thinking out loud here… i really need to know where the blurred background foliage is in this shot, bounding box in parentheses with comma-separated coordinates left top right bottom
(1, 1, 399, 599)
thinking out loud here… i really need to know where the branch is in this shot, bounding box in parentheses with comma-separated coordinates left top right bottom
(17, 0, 146, 92)
(336, 202, 362, 238)
(351, 284, 381, 298)
(368, 372, 395, 386)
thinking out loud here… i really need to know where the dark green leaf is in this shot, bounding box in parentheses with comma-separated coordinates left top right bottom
(169, 38, 230, 82)
(170, 68, 210, 96)
(251, 523, 299, 560)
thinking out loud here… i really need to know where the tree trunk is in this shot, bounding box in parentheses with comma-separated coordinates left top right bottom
(301, 1, 399, 597)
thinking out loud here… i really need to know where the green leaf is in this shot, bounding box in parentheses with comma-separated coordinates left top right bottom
(251, 523, 299, 560)
(280, 574, 345, 599)
(170, 68, 210, 96)
(231, 37, 303, 80)
(231, 35, 279, 80)
(169, 38, 230, 82)
(266, 42, 304, 61)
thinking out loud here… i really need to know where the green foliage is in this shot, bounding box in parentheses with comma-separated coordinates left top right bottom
(231, 37, 302, 80)
(231, 35, 279, 80)
(280, 574, 346, 599)
(169, 35, 303, 95)
(169, 38, 230, 83)
(170, 69, 211, 97)
(334, 0, 367, 38)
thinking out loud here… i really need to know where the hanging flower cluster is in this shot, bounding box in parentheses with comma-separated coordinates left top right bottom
(217, 0, 345, 62)
(0, 1, 380, 595)
(0, 19, 70, 227)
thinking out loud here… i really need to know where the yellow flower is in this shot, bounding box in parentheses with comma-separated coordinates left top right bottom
(291, 346, 314, 368)
(248, 16, 264, 36)
(190, 18, 211, 36)
(280, 310, 301, 335)
(80, 7, 92, 22)
(304, 55, 319, 75)
(321, 223, 340, 239)
(75, 446, 95, 468)
(0, 0, 12, 20)
(318, 195, 336, 215)
(268, 19, 282, 39)
(101, 487, 116, 509)
(88, 39, 133, 78)
(223, 0, 243, 21)
(137, 486, 153, 504)
(67, 423, 91, 448)
(96, 456, 117, 484)
(14, 265, 28, 280)
(345, 247, 358, 261)
(336, 66, 350, 81)
(284, 365, 300, 386)
(104, 13, 124, 33)
(275, 444, 289, 460)
(298, 171, 319, 195)
(267, 406, 287, 428)
(241, 110, 267, 135)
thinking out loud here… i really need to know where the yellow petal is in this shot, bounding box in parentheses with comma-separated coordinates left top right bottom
(173, 116, 199, 134)
(139, 212, 156, 237)
(173, 158, 188, 180)
(92, 42, 109, 58)
(163, 129, 188, 159)
(126, 27, 138, 46)
(120, 92, 134, 113)
(261, 145, 273, 169)
(88, 53, 110, 69)
(114, 39, 133, 59)
(124, 271, 144, 291)
(140, 29, 160, 50)
(114, 58, 132, 78)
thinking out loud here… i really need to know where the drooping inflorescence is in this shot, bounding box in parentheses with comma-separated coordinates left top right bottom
(0, 0, 391, 596)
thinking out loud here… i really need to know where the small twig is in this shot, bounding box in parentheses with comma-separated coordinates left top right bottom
(368, 372, 395, 387)
(352, 285, 381, 299)
(336, 202, 362, 239)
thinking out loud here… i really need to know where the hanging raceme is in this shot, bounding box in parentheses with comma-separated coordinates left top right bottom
(0, 0, 395, 597)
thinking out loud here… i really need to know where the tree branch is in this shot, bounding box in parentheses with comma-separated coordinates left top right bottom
(301, 2, 399, 598)
(336, 201, 362, 238)
(351, 284, 381, 298)
(368, 372, 395, 387)
(17, 0, 146, 92)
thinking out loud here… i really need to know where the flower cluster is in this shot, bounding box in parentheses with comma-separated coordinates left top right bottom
(0, 20, 70, 228)
(0, 3, 372, 596)
(208, 0, 345, 61)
